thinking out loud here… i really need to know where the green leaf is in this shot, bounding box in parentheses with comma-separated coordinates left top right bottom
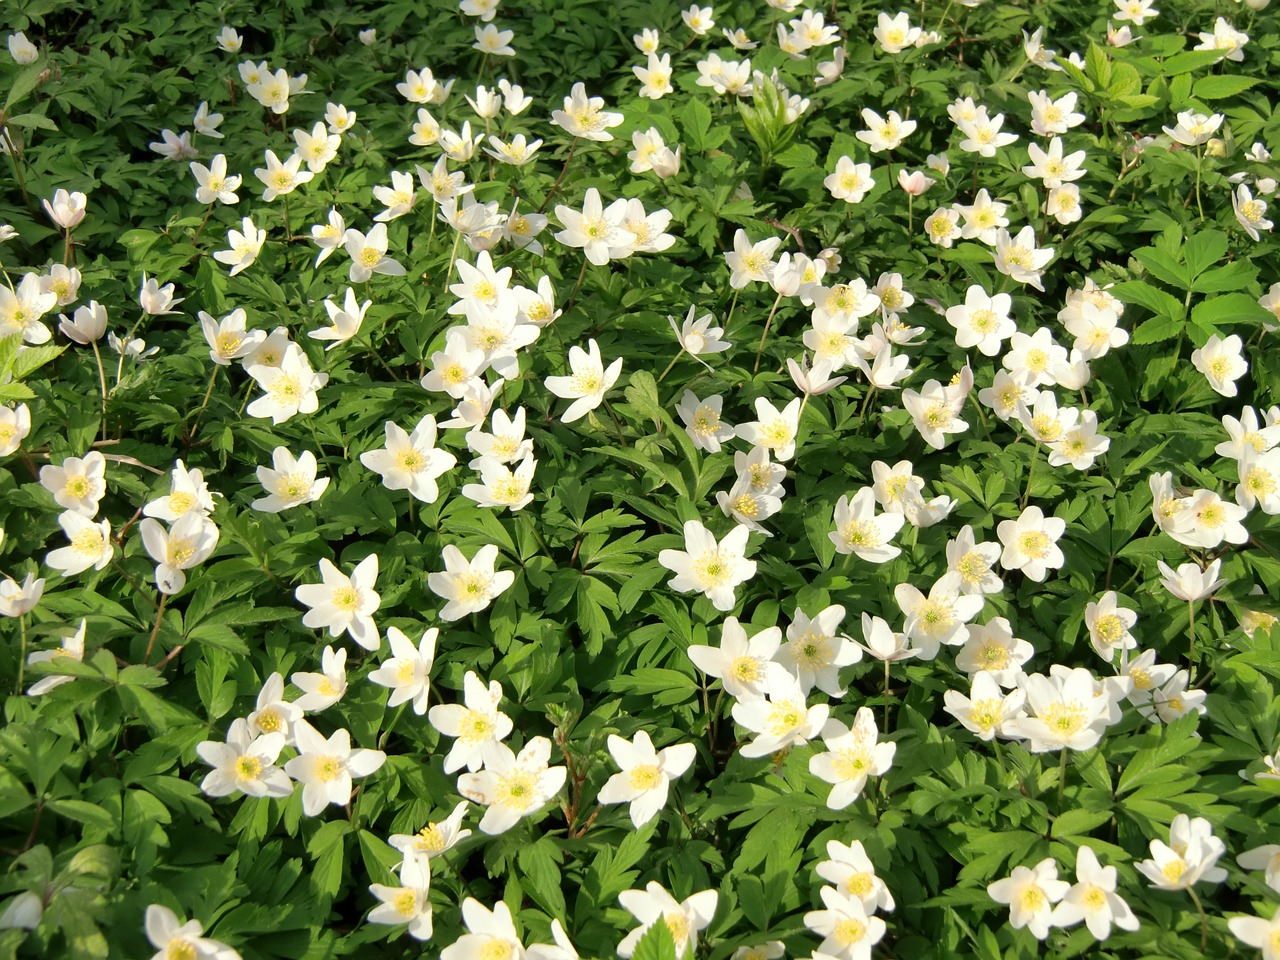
(1133, 246, 1190, 290)
(5, 61, 45, 108)
(1193, 75, 1260, 100)
(631, 919, 678, 960)
(45, 799, 117, 831)
(1112, 280, 1185, 321)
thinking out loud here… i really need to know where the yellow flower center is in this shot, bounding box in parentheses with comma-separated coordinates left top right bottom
(256, 708, 282, 734)
(235, 755, 263, 780)
(72, 527, 105, 556)
(332, 585, 360, 612)
(480, 939, 514, 960)
(970, 699, 1003, 733)
(833, 918, 867, 946)
(832, 747, 872, 781)
(360, 247, 383, 267)
(732, 493, 760, 519)
(629, 764, 662, 790)
(394, 890, 419, 917)
(664, 912, 690, 945)
(168, 491, 196, 514)
(791, 632, 833, 668)
(461, 710, 494, 742)
(278, 473, 311, 501)
(415, 823, 445, 851)
(1019, 885, 1045, 911)
(496, 770, 538, 810)
(841, 520, 879, 549)
(167, 941, 198, 960)
(1094, 614, 1124, 644)
(315, 756, 342, 782)
(1161, 858, 1187, 884)
(1018, 530, 1050, 559)
(845, 872, 874, 897)
(730, 656, 761, 683)
(65, 475, 92, 499)
(766, 700, 806, 737)
(957, 552, 990, 585)
(1041, 700, 1086, 735)
(978, 640, 1009, 670)
(396, 449, 426, 473)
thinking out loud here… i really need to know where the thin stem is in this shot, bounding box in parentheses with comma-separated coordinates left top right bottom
(1194, 146, 1205, 220)
(189, 365, 220, 439)
(721, 288, 741, 338)
(883, 658, 891, 731)
(63, 227, 73, 266)
(1188, 598, 1196, 676)
(657, 348, 685, 384)
(379, 704, 407, 750)
(1021, 445, 1038, 509)
(3, 129, 32, 211)
(191, 202, 215, 244)
(753, 291, 785, 374)
(143, 593, 168, 665)
(907, 193, 914, 235)
(539, 137, 579, 213)
(15, 614, 27, 694)
(1056, 747, 1068, 813)
(565, 256, 589, 313)
(1187, 886, 1208, 953)
(90, 340, 108, 421)
(111, 558, 161, 611)
(857, 386, 878, 426)
(444, 229, 463, 288)
(601, 396, 626, 446)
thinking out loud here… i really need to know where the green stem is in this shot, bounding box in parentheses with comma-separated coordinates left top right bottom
(753, 291, 785, 374)
(15, 614, 26, 694)
(721, 288, 741, 338)
(883, 658, 891, 731)
(90, 340, 108, 427)
(657, 348, 685, 384)
(1021, 446, 1038, 509)
(1187, 886, 1208, 953)
(191, 202, 215, 244)
(378, 704, 407, 750)
(1056, 747, 1068, 813)
(143, 593, 168, 665)
(189, 365, 220, 438)
(601, 396, 626, 446)
(1194, 147, 1204, 221)
(444, 229, 463, 289)
(539, 137, 579, 213)
(1188, 599, 1196, 676)
(565, 256, 589, 313)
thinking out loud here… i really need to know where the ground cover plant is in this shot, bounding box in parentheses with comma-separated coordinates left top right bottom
(0, 0, 1279, 957)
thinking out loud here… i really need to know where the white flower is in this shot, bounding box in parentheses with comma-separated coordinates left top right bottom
(343, 223, 407, 283)
(992, 226, 1054, 291)
(945, 285, 1013, 356)
(803, 886, 886, 959)
(149, 129, 199, 161)
(368, 854, 433, 941)
(987, 859, 1068, 941)
(247, 672, 302, 742)
(1236, 845, 1280, 893)
(945, 524, 1004, 596)
(997, 506, 1066, 582)
(473, 24, 515, 56)
(735, 397, 801, 461)
(954, 619, 1033, 687)
(1190, 333, 1247, 397)
(901, 371, 971, 449)
(195, 717, 292, 799)
(1084, 591, 1138, 661)
(732, 671, 829, 757)
(597, 731, 696, 827)
(40, 451, 107, 516)
(294, 555, 381, 651)
(193, 101, 224, 138)
(311, 208, 347, 266)
(1136, 814, 1227, 890)
(144, 904, 242, 960)
(139, 513, 219, 595)
(252, 447, 329, 513)
(428, 671, 513, 772)
(43, 189, 87, 230)
(1156, 559, 1226, 602)
(725, 229, 782, 287)
(294, 122, 340, 173)
(245, 343, 328, 424)
(422, 329, 486, 398)
(716, 475, 782, 535)
(893, 573, 984, 659)
(1049, 846, 1140, 940)
(857, 108, 916, 152)
(825, 156, 876, 203)
(290, 645, 349, 713)
(808, 707, 896, 810)
(0, 572, 43, 618)
(829, 488, 905, 563)
(554, 188, 634, 266)
(943, 670, 1026, 740)
(25, 618, 86, 696)
(457, 737, 567, 834)
(687, 615, 784, 700)
(658, 520, 756, 612)
(308, 287, 370, 349)
(682, 4, 715, 34)
(283, 719, 386, 816)
(617, 883, 718, 959)
(1006, 668, 1116, 752)
(669, 306, 731, 368)
(254, 149, 314, 202)
(549, 82, 623, 141)
(8, 32, 38, 64)
(143, 459, 214, 522)
(427, 544, 515, 621)
(815, 840, 895, 915)
(1163, 110, 1222, 147)
(200, 308, 265, 365)
(874, 11, 921, 53)
(465, 407, 533, 467)
(368, 627, 437, 715)
(388, 801, 472, 861)
(462, 453, 536, 512)
(360, 414, 456, 504)
(45, 512, 113, 577)
(1228, 906, 1280, 960)
(373, 170, 417, 221)
(677, 392, 735, 453)
(544, 338, 622, 423)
